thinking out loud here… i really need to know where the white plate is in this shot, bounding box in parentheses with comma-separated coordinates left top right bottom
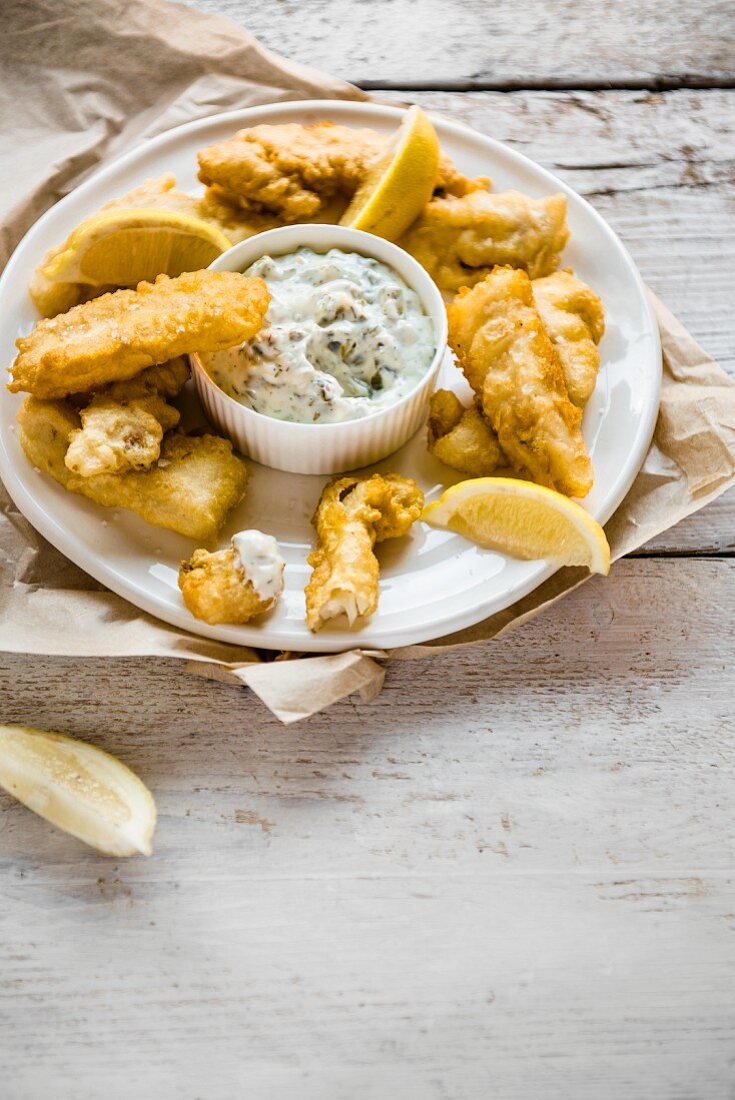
(0, 100, 661, 654)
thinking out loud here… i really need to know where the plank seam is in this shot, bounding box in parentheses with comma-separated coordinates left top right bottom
(630, 551, 735, 559)
(360, 79, 735, 92)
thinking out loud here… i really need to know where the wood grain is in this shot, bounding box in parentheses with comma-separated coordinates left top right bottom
(3, 5, 735, 1093)
(183, 0, 735, 89)
(1, 558, 734, 1098)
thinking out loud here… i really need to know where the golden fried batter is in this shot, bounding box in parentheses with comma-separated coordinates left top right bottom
(64, 357, 190, 478)
(427, 389, 503, 477)
(198, 122, 383, 220)
(11, 270, 269, 399)
(65, 394, 178, 478)
(305, 473, 423, 631)
(104, 174, 202, 216)
(17, 397, 248, 541)
(400, 189, 569, 293)
(197, 121, 483, 222)
(448, 267, 593, 498)
(178, 536, 284, 625)
(106, 357, 191, 400)
(532, 271, 605, 407)
(433, 167, 490, 199)
(27, 275, 92, 321)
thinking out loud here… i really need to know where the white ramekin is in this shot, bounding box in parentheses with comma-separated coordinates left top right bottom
(190, 224, 447, 475)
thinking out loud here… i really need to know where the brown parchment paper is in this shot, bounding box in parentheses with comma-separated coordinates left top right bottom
(1, 0, 734, 723)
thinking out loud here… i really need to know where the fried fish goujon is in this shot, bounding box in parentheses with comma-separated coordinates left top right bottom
(179, 534, 285, 625)
(197, 121, 484, 222)
(17, 397, 248, 542)
(400, 190, 569, 293)
(448, 267, 593, 498)
(10, 270, 269, 399)
(428, 271, 604, 478)
(305, 474, 423, 631)
(532, 271, 605, 407)
(64, 357, 190, 478)
(427, 390, 503, 477)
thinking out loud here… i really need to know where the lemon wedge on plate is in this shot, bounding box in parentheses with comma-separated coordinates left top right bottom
(38, 207, 232, 288)
(422, 477, 611, 574)
(0, 724, 156, 856)
(340, 105, 440, 241)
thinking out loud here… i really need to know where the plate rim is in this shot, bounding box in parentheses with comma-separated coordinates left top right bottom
(0, 98, 661, 654)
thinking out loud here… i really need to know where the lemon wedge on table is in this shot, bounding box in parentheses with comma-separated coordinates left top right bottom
(37, 207, 232, 288)
(422, 477, 611, 575)
(340, 105, 440, 241)
(0, 724, 156, 856)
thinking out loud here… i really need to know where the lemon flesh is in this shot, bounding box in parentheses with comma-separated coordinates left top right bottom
(422, 477, 610, 574)
(39, 208, 232, 287)
(340, 105, 440, 241)
(0, 724, 156, 856)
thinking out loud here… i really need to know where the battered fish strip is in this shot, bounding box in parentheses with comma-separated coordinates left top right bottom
(428, 273, 604, 476)
(532, 271, 605, 407)
(447, 267, 593, 498)
(305, 474, 424, 631)
(17, 397, 248, 542)
(178, 536, 284, 625)
(65, 357, 190, 478)
(197, 121, 484, 222)
(10, 270, 269, 399)
(427, 390, 503, 477)
(399, 189, 569, 293)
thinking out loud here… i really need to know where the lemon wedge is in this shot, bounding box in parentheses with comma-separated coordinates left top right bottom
(340, 105, 440, 240)
(422, 477, 611, 574)
(38, 207, 232, 287)
(0, 724, 156, 856)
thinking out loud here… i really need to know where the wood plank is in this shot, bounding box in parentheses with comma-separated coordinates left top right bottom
(3, 7, 733, 1091)
(1, 558, 734, 1097)
(636, 497, 735, 555)
(184, 0, 735, 89)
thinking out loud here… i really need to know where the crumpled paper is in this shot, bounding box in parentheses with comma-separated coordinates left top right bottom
(1, 0, 366, 266)
(1, 0, 734, 723)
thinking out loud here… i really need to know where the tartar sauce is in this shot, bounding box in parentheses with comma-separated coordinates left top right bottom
(204, 247, 435, 424)
(232, 530, 285, 603)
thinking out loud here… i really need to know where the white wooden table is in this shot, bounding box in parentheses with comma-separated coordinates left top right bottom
(2, 3, 735, 1097)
